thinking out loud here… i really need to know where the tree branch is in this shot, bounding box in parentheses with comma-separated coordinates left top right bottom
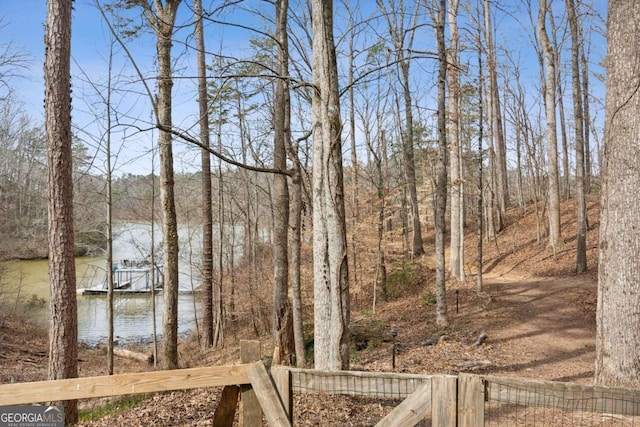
(97, 0, 291, 177)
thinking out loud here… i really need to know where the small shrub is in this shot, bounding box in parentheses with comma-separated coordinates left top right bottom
(349, 347, 361, 364)
(79, 395, 147, 422)
(385, 261, 415, 299)
(421, 293, 436, 306)
(367, 339, 381, 350)
(27, 294, 46, 308)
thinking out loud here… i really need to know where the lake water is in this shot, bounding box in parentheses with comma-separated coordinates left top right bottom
(0, 222, 205, 345)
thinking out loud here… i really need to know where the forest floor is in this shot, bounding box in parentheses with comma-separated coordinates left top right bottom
(0, 196, 602, 425)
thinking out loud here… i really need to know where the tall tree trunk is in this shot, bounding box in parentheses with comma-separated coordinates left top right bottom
(402, 57, 423, 255)
(579, 10, 592, 191)
(483, 0, 507, 228)
(447, 0, 463, 280)
(433, 0, 449, 327)
(401, 58, 424, 257)
(214, 100, 225, 347)
(150, 161, 158, 366)
(549, 13, 570, 200)
(537, 0, 563, 252)
(45, 0, 78, 421)
(379, 0, 424, 257)
(557, 84, 570, 199)
(287, 92, 308, 367)
(289, 163, 306, 367)
(156, 2, 181, 370)
(272, 0, 294, 366)
(105, 43, 115, 375)
(595, 1, 640, 388)
(512, 97, 525, 214)
(476, 30, 484, 293)
(311, 0, 349, 371)
(130, 0, 182, 369)
(347, 7, 360, 308)
(566, 0, 587, 273)
(374, 130, 387, 310)
(194, 0, 214, 348)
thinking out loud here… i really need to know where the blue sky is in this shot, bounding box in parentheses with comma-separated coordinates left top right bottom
(2, 0, 267, 175)
(1, 1, 609, 176)
(3, 1, 113, 114)
(2, 1, 204, 175)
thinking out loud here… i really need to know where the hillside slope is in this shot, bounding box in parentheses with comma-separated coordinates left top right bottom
(0, 197, 601, 425)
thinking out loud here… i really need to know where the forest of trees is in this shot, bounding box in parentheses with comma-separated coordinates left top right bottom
(3, 0, 640, 420)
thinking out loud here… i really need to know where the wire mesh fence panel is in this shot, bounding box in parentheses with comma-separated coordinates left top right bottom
(290, 368, 431, 399)
(292, 392, 409, 426)
(486, 402, 639, 426)
(280, 368, 439, 426)
(273, 369, 640, 426)
(485, 378, 640, 426)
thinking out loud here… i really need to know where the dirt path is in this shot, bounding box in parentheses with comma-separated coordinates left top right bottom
(476, 271, 597, 383)
(356, 265, 598, 385)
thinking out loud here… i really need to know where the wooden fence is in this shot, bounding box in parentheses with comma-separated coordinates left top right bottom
(0, 340, 292, 427)
(3, 352, 640, 426)
(271, 366, 457, 426)
(477, 374, 640, 426)
(0, 362, 293, 426)
(272, 367, 640, 426)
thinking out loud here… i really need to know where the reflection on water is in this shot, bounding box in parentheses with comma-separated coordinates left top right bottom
(0, 259, 202, 345)
(1, 258, 108, 299)
(78, 294, 200, 346)
(0, 222, 205, 345)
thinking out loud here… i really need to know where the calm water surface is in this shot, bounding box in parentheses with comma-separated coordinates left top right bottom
(1, 222, 203, 345)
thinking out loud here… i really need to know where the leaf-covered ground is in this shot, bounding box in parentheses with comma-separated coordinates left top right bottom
(0, 197, 602, 425)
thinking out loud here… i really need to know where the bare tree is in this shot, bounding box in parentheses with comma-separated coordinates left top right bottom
(378, 0, 425, 258)
(447, 0, 463, 281)
(476, 23, 485, 293)
(595, 1, 640, 388)
(0, 20, 28, 102)
(272, 0, 295, 366)
(565, 0, 587, 273)
(45, 0, 78, 422)
(346, 2, 361, 319)
(194, 0, 214, 348)
(432, 0, 449, 328)
(288, 133, 307, 367)
(311, 0, 349, 371)
(538, 0, 562, 252)
(104, 43, 116, 376)
(128, 0, 182, 369)
(549, 12, 570, 200)
(579, 1, 592, 190)
(483, 0, 508, 228)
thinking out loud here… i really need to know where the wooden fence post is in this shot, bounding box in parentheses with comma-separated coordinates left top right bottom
(212, 385, 240, 427)
(240, 340, 262, 427)
(375, 382, 432, 427)
(247, 362, 292, 427)
(271, 366, 293, 423)
(458, 373, 485, 427)
(431, 375, 457, 426)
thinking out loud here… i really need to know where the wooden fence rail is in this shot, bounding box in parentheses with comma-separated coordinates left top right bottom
(0, 365, 251, 406)
(483, 374, 640, 417)
(4, 358, 640, 426)
(0, 341, 292, 427)
(270, 366, 458, 426)
(272, 367, 640, 427)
